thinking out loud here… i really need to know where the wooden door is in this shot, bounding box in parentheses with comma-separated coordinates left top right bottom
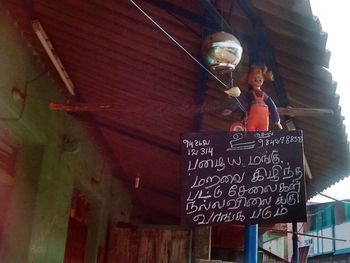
(106, 225, 190, 263)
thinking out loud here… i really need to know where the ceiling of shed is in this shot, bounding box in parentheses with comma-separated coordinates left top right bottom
(2, 0, 349, 224)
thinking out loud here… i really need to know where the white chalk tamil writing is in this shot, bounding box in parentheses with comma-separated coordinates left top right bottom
(181, 130, 306, 226)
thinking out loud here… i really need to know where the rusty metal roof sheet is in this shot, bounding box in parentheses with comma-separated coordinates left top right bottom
(3, 0, 349, 223)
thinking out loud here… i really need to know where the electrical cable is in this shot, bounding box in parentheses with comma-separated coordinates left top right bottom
(129, 0, 247, 113)
(306, 204, 333, 217)
(130, 0, 225, 86)
(0, 71, 46, 121)
(316, 192, 350, 204)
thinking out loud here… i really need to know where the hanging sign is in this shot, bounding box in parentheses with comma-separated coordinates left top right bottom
(181, 130, 306, 226)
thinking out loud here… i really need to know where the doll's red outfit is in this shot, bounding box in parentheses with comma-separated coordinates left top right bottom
(246, 90, 280, 132)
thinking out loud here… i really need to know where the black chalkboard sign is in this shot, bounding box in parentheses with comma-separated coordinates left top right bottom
(181, 130, 306, 226)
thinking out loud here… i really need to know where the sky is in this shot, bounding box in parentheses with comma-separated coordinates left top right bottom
(308, 0, 350, 203)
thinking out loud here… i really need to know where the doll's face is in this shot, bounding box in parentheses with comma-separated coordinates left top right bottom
(248, 69, 264, 89)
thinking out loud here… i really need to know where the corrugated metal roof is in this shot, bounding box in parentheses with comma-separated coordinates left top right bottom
(3, 0, 349, 223)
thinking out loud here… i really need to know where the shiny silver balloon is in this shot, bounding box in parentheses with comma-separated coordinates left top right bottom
(203, 31, 243, 75)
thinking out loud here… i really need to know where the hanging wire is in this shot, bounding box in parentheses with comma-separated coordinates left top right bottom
(298, 222, 304, 232)
(220, 0, 224, 31)
(227, 70, 246, 113)
(129, 0, 247, 113)
(316, 192, 350, 204)
(129, 0, 226, 87)
(0, 71, 46, 121)
(307, 204, 333, 217)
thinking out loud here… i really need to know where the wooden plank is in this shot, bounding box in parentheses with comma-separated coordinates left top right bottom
(192, 226, 212, 261)
(106, 225, 190, 262)
(278, 107, 333, 117)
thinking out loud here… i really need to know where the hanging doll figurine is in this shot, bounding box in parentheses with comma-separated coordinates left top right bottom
(224, 65, 282, 131)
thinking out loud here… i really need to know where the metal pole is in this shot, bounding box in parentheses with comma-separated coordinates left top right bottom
(244, 224, 258, 263)
(292, 222, 299, 263)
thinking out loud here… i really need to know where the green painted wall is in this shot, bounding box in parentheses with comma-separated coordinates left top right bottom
(0, 5, 131, 263)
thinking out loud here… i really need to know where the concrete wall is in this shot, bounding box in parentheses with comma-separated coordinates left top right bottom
(0, 5, 131, 263)
(301, 222, 350, 257)
(335, 221, 350, 250)
(301, 229, 333, 257)
(262, 234, 288, 259)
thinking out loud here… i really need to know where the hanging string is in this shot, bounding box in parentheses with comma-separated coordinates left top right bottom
(228, 70, 246, 113)
(0, 71, 46, 121)
(316, 192, 350, 204)
(129, 0, 247, 113)
(307, 204, 333, 217)
(220, 1, 224, 31)
(129, 0, 226, 87)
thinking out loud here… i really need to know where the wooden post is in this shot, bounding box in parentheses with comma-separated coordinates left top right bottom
(192, 226, 212, 262)
(292, 222, 299, 263)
